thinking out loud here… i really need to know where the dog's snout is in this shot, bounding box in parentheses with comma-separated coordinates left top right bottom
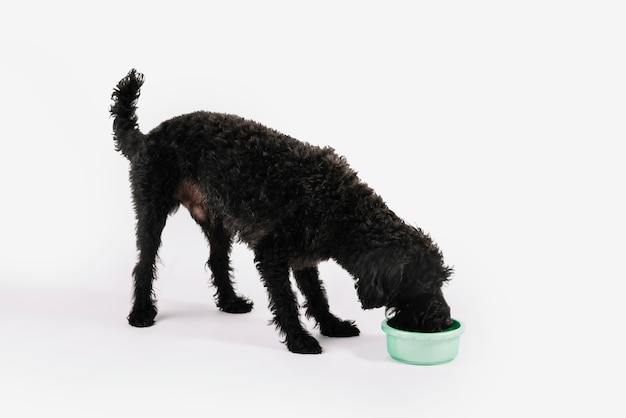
(444, 318, 454, 329)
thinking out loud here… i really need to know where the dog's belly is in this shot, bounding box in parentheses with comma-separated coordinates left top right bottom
(174, 175, 336, 259)
(175, 178, 272, 244)
(289, 255, 325, 270)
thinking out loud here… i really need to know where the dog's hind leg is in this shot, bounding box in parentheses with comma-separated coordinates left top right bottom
(293, 267, 360, 337)
(128, 186, 174, 327)
(254, 237, 322, 354)
(200, 217, 253, 313)
(176, 179, 253, 313)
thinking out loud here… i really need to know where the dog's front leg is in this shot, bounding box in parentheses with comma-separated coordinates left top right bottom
(293, 267, 360, 337)
(254, 239, 322, 354)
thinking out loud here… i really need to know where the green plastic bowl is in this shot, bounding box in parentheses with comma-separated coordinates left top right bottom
(381, 318, 465, 365)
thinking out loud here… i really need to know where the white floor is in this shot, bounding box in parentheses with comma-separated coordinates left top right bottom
(1, 211, 622, 417)
(1, 2, 624, 416)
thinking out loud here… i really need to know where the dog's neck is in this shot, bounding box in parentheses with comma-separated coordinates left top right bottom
(333, 234, 412, 277)
(331, 196, 417, 267)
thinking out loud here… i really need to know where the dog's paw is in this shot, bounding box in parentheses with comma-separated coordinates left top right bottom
(128, 304, 157, 327)
(218, 296, 254, 314)
(287, 333, 323, 354)
(320, 319, 360, 338)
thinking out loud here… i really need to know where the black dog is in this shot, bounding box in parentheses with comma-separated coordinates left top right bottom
(110, 69, 453, 354)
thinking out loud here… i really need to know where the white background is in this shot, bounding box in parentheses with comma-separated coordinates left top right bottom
(1, 1, 624, 417)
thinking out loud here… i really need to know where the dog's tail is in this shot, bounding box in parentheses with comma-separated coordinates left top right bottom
(110, 69, 145, 160)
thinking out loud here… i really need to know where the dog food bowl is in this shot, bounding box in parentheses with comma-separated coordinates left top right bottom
(381, 318, 465, 365)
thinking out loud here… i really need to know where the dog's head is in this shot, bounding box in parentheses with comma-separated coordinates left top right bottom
(383, 253, 453, 332)
(354, 232, 453, 332)
(387, 288, 453, 332)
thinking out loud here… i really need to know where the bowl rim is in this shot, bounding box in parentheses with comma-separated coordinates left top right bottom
(381, 318, 465, 341)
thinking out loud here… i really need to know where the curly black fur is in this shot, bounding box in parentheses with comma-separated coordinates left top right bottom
(110, 69, 454, 354)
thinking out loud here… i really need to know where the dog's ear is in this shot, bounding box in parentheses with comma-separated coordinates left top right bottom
(354, 249, 406, 309)
(356, 276, 386, 309)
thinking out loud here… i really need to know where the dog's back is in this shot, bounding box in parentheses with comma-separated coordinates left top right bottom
(111, 70, 394, 258)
